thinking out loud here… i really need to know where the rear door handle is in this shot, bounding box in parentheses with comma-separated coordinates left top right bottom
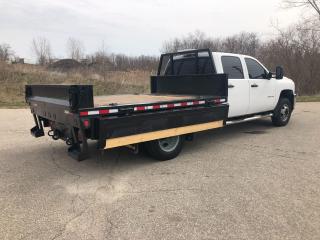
(228, 84, 235, 88)
(251, 84, 259, 88)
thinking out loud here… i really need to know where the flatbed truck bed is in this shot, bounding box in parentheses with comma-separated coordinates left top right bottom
(25, 49, 229, 161)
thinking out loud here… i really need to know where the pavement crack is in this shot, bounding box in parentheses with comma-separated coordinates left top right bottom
(122, 187, 203, 194)
(105, 217, 116, 235)
(50, 143, 81, 179)
(50, 207, 87, 240)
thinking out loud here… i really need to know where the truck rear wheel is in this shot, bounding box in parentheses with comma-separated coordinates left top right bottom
(272, 98, 292, 127)
(144, 136, 183, 161)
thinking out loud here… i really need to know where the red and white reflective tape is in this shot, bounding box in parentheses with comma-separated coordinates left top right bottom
(213, 98, 227, 104)
(79, 108, 119, 117)
(134, 100, 206, 112)
(79, 98, 226, 117)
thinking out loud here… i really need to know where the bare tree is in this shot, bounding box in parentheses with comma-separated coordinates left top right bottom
(66, 38, 84, 61)
(259, 21, 320, 95)
(161, 31, 260, 56)
(0, 43, 13, 61)
(93, 41, 111, 80)
(161, 31, 217, 53)
(283, 0, 320, 19)
(222, 32, 261, 56)
(31, 37, 51, 65)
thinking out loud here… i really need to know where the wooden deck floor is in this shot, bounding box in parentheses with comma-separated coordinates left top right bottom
(94, 94, 199, 107)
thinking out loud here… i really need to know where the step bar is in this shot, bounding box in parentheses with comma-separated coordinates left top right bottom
(226, 113, 273, 126)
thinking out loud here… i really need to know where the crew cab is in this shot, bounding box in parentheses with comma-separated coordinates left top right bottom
(25, 49, 295, 161)
(161, 50, 296, 126)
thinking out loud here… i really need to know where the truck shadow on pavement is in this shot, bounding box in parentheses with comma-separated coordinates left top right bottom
(92, 118, 273, 166)
(186, 118, 273, 144)
(86, 118, 273, 165)
(6, 118, 277, 204)
(13, 118, 275, 175)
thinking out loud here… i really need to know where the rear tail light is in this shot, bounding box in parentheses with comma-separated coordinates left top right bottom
(82, 119, 90, 129)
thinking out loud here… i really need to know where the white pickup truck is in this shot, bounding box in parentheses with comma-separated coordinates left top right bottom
(162, 50, 296, 126)
(26, 49, 296, 161)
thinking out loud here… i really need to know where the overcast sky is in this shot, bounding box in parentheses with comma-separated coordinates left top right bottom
(0, 0, 300, 60)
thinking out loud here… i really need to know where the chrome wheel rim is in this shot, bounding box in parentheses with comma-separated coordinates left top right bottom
(280, 104, 290, 122)
(158, 136, 180, 152)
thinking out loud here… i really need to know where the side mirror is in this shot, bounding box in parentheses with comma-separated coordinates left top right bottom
(276, 66, 284, 80)
(266, 72, 273, 79)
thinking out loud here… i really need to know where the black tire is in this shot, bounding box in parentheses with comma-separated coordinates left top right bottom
(144, 136, 183, 161)
(272, 98, 292, 127)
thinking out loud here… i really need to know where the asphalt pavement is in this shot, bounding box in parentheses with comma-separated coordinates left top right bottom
(0, 103, 319, 240)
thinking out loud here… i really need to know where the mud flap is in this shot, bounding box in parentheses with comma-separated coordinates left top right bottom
(30, 114, 44, 138)
(30, 126, 45, 138)
(67, 127, 89, 161)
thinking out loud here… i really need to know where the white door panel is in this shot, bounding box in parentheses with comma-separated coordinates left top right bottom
(219, 55, 250, 118)
(244, 57, 276, 114)
(228, 79, 250, 118)
(248, 79, 276, 114)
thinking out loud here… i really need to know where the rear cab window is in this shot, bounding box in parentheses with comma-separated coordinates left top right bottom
(159, 51, 216, 76)
(221, 56, 244, 79)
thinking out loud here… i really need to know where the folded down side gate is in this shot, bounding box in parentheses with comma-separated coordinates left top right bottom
(98, 104, 226, 149)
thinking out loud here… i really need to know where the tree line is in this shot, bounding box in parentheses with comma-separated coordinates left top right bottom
(1, 22, 319, 95)
(0, 37, 159, 72)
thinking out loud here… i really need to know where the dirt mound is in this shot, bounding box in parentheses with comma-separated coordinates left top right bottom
(48, 59, 83, 71)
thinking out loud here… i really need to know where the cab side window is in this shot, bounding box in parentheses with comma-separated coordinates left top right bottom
(221, 56, 244, 79)
(245, 58, 267, 79)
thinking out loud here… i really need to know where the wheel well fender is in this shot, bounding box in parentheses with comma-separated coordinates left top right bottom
(279, 90, 295, 109)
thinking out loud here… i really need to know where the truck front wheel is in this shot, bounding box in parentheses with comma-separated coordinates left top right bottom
(272, 98, 292, 127)
(144, 136, 183, 161)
